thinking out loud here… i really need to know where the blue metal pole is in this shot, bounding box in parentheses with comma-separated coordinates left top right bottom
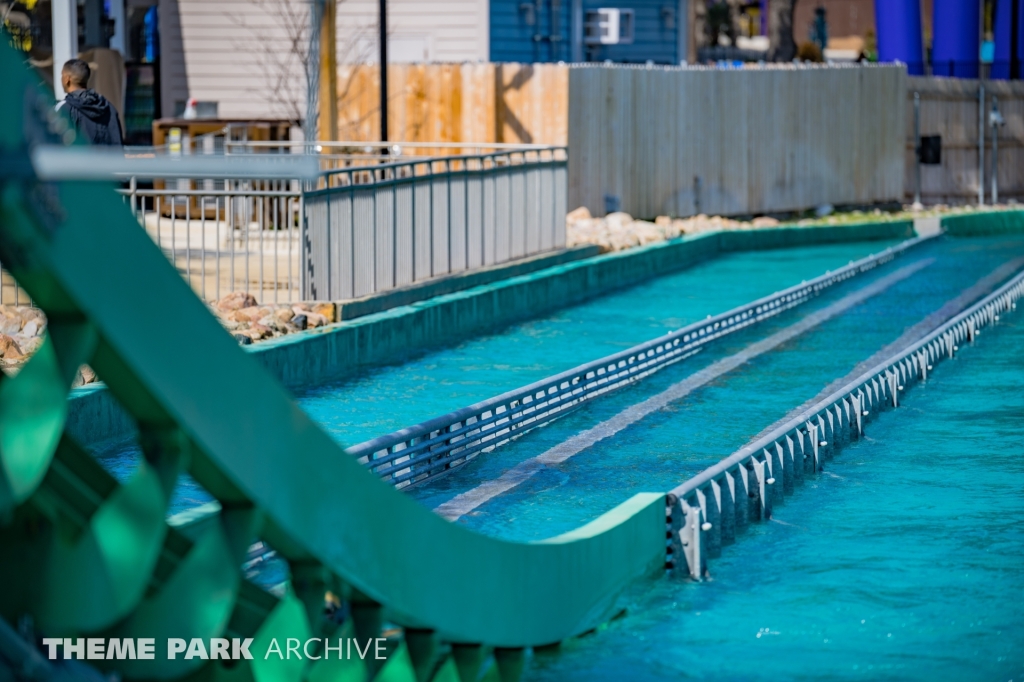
(932, 0, 981, 78)
(874, 0, 924, 75)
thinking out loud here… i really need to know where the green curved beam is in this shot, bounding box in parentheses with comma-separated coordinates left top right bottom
(0, 42, 666, 655)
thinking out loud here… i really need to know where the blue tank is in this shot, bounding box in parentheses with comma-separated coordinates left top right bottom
(874, 0, 924, 75)
(932, 0, 981, 78)
(991, 0, 1022, 79)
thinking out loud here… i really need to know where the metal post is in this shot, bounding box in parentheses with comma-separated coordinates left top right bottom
(379, 0, 388, 144)
(572, 0, 584, 62)
(913, 91, 922, 209)
(978, 82, 985, 206)
(305, 0, 324, 148)
(677, 0, 689, 64)
(991, 96, 1000, 204)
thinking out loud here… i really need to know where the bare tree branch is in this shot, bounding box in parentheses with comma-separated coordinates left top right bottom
(234, 0, 380, 138)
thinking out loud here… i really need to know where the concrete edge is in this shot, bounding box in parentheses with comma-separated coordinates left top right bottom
(336, 245, 603, 320)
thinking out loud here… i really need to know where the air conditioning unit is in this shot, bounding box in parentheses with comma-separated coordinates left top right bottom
(585, 8, 635, 45)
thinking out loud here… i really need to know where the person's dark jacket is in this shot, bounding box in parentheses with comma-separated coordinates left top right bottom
(61, 89, 123, 146)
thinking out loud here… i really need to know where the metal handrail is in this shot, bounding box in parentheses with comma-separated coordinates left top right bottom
(348, 234, 935, 488)
(314, 147, 569, 185)
(666, 265, 1024, 578)
(116, 187, 300, 198)
(229, 140, 563, 151)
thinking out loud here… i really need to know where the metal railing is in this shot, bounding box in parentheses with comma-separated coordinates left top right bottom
(0, 264, 30, 306)
(119, 178, 303, 304)
(7, 142, 567, 307)
(97, 140, 570, 305)
(666, 265, 1024, 580)
(302, 147, 569, 301)
(347, 235, 932, 489)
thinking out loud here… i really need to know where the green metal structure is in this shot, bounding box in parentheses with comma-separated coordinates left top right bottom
(0, 43, 667, 681)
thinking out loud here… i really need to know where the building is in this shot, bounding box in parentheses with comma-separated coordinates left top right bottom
(27, 0, 1009, 134)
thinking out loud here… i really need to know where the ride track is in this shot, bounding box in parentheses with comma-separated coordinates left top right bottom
(0, 41, 665, 682)
(3, 40, 1024, 682)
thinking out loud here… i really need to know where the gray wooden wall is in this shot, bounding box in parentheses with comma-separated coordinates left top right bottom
(568, 63, 907, 218)
(906, 77, 1024, 205)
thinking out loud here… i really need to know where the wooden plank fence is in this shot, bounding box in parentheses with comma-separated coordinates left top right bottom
(906, 76, 1024, 204)
(331, 63, 568, 148)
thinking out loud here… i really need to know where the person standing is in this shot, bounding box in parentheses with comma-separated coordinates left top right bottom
(57, 59, 123, 146)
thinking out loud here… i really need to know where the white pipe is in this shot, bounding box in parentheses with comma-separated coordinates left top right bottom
(51, 0, 78, 102)
(30, 147, 322, 181)
(109, 0, 127, 55)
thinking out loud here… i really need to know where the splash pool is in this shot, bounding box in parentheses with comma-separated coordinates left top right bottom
(81, 231, 1024, 678)
(90, 238, 898, 513)
(298, 239, 899, 444)
(411, 235, 1024, 537)
(521, 292, 1024, 682)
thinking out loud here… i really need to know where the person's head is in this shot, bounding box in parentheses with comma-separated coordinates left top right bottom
(61, 59, 90, 94)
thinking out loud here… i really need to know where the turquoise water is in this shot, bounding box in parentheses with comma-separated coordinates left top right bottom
(89, 239, 896, 515)
(299, 240, 898, 445)
(416, 236, 1024, 539)
(521, 298, 1024, 682)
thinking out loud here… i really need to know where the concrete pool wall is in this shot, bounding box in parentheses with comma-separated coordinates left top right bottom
(66, 213, 1020, 448)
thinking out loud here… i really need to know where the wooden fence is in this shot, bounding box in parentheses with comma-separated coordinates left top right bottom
(327, 64, 1024, 214)
(567, 64, 907, 219)
(906, 77, 1024, 204)
(330, 63, 568, 148)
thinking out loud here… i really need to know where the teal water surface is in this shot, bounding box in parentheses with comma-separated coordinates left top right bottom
(299, 240, 898, 445)
(521, 290, 1024, 682)
(415, 235, 1024, 540)
(88, 238, 896, 515)
(92, 236, 897, 512)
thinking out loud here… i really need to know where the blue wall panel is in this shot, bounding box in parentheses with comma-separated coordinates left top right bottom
(491, 0, 572, 63)
(490, 0, 679, 64)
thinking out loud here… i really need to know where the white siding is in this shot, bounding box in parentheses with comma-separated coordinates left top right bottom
(336, 0, 488, 63)
(159, 0, 488, 120)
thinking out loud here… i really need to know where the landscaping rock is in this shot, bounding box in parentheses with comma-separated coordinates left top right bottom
(214, 291, 258, 312)
(0, 309, 21, 335)
(305, 312, 329, 328)
(311, 302, 335, 322)
(566, 206, 592, 223)
(75, 365, 97, 386)
(0, 334, 24, 362)
(17, 336, 43, 357)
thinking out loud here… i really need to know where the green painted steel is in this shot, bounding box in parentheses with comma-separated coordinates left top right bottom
(0, 44, 666, 681)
